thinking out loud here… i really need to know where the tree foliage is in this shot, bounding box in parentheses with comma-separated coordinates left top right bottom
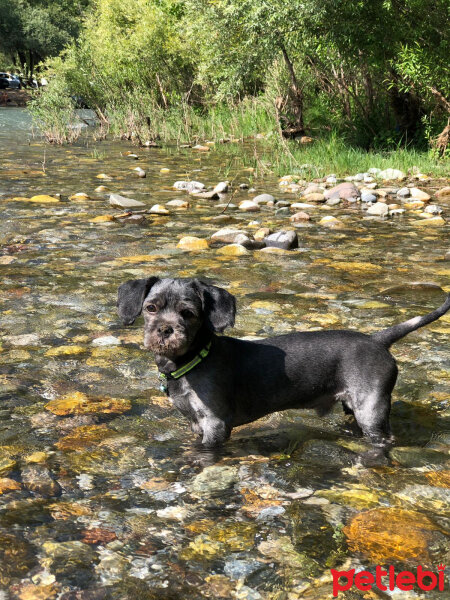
(0, 0, 90, 75)
(18, 0, 449, 148)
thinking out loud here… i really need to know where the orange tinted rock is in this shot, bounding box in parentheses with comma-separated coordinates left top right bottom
(55, 424, 114, 451)
(344, 508, 438, 562)
(0, 478, 21, 494)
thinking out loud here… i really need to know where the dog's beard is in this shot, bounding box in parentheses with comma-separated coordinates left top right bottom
(144, 330, 191, 359)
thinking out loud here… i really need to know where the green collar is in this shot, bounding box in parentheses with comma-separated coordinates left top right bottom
(158, 341, 212, 394)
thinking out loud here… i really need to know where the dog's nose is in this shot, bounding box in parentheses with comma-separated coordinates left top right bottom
(158, 324, 174, 338)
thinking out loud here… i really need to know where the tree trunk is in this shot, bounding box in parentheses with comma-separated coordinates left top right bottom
(29, 50, 34, 78)
(279, 42, 305, 135)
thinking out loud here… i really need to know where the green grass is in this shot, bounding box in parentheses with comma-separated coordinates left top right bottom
(258, 133, 450, 178)
(30, 85, 449, 178)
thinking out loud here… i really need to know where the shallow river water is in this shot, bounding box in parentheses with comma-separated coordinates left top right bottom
(0, 108, 449, 599)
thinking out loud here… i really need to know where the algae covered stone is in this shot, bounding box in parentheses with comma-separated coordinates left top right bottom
(45, 391, 131, 416)
(190, 465, 239, 496)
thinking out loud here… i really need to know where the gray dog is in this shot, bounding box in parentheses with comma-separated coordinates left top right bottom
(117, 277, 450, 448)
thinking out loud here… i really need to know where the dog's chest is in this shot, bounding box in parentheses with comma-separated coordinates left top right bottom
(168, 378, 214, 423)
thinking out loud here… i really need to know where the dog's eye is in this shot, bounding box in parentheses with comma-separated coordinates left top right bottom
(181, 309, 194, 319)
(146, 304, 157, 313)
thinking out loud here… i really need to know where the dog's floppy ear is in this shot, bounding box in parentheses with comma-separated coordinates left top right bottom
(194, 280, 236, 333)
(117, 277, 159, 325)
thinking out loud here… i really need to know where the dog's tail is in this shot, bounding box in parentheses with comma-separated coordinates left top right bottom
(371, 293, 450, 348)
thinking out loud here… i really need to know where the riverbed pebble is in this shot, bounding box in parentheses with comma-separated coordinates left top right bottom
(176, 236, 209, 250)
(302, 192, 325, 203)
(378, 168, 406, 181)
(213, 181, 229, 194)
(361, 192, 377, 203)
(410, 187, 431, 201)
(217, 244, 250, 257)
(324, 182, 360, 201)
(290, 211, 311, 222)
(435, 186, 450, 198)
(367, 203, 389, 216)
(264, 230, 298, 250)
(109, 194, 145, 209)
(149, 204, 169, 215)
(166, 199, 189, 209)
(252, 193, 275, 204)
(211, 228, 248, 243)
(239, 200, 260, 212)
(424, 204, 442, 215)
(173, 180, 205, 193)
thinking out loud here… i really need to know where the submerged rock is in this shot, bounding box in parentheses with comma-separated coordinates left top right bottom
(0, 532, 37, 585)
(319, 216, 344, 228)
(435, 186, 450, 198)
(190, 465, 239, 496)
(45, 392, 131, 416)
(166, 199, 189, 209)
(412, 215, 445, 227)
(344, 508, 439, 562)
(258, 536, 319, 574)
(191, 190, 220, 200)
(296, 440, 356, 468)
(0, 477, 21, 494)
(224, 558, 265, 581)
(109, 194, 145, 209)
(21, 464, 61, 497)
(43, 540, 96, 585)
(217, 244, 250, 256)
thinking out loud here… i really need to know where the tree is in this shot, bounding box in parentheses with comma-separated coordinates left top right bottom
(0, 0, 91, 76)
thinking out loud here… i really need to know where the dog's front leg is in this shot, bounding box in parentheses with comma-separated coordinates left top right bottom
(200, 417, 231, 448)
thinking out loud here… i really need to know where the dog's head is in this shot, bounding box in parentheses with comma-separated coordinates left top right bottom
(117, 277, 236, 358)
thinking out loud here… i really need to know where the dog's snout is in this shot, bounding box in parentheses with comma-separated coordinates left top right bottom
(158, 324, 174, 338)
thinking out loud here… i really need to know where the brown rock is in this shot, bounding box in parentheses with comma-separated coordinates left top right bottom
(435, 186, 450, 198)
(290, 211, 311, 222)
(302, 192, 325, 203)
